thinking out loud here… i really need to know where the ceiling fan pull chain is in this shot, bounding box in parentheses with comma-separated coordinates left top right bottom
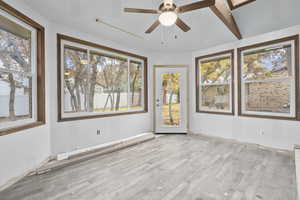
(161, 26, 165, 45)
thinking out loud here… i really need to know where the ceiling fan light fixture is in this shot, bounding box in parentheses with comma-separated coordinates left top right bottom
(159, 11, 177, 26)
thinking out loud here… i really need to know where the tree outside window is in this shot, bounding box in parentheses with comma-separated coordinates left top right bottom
(196, 50, 234, 114)
(0, 13, 35, 127)
(239, 36, 298, 119)
(59, 37, 147, 120)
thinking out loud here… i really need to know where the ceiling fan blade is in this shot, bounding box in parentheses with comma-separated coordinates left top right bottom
(124, 8, 159, 14)
(175, 18, 191, 32)
(145, 20, 160, 34)
(178, 0, 215, 13)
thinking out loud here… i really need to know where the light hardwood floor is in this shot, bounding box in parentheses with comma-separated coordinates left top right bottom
(0, 134, 297, 200)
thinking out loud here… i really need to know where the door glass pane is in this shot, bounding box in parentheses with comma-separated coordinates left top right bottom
(161, 73, 180, 126)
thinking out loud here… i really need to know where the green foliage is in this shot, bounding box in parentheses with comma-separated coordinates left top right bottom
(162, 72, 180, 93)
(243, 47, 290, 80)
(200, 57, 231, 84)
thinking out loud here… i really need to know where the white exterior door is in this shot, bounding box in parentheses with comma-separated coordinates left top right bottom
(155, 67, 188, 133)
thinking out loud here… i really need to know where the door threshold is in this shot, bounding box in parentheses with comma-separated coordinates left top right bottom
(155, 132, 187, 135)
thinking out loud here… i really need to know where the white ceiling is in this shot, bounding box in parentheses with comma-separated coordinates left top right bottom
(21, 0, 300, 52)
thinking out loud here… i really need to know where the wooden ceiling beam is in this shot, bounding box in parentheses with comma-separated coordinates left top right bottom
(227, 0, 256, 10)
(210, 0, 242, 40)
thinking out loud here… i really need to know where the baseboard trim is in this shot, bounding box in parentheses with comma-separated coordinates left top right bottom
(189, 131, 293, 153)
(0, 157, 50, 192)
(31, 132, 155, 175)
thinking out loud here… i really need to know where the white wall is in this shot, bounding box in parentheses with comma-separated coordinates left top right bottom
(0, 0, 51, 188)
(190, 25, 300, 150)
(47, 22, 152, 155)
(1, 0, 300, 190)
(0, 0, 155, 188)
(149, 52, 192, 66)
(1, 0, 154, 188)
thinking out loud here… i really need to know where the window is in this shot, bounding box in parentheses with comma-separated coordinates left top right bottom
(58, 34, 148, 121)
(0, 2, 45, 135)
(196, 50, 234, 115)
(238, 35, 299, 120)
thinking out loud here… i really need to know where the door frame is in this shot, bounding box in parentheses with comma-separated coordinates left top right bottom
(153, 65, 190, 134)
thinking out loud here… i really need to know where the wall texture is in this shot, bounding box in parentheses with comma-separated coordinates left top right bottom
(0, 0, 51, 188)
(191, 25, 300, 150)
(1, 0, 300, 190)
(47, 23, 152, 155)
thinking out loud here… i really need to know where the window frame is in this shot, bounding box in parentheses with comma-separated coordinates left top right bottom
(0, 1, 45, 136)
(57, 34, 148, 122)
(237, 35, 299, 120)
(195, 49, 235, 115)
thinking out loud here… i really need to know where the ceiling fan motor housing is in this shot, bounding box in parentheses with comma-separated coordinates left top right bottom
(164, 0, 173, 8)
(158, 3, 177, 12)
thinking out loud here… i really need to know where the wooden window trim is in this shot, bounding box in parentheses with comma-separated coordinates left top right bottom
(227, 0, 256, 10)
(237, 35, 299, 121)
(130, 60, 142, 65)
(0, 1, 45, 136)
(195, 49, 235, 116)
(64, 45, 88, 53)
(90, 51, 128, 62)
(57, 34, 148, 122)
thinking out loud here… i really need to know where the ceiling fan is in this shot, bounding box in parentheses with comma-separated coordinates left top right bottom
(124, 0, 215, 34)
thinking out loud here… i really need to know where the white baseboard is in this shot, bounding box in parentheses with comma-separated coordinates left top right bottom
(189, 131, 292, 153)
(33, 132, 155, 175)
(0, 157, 50, 192)
(56, 132, 154, 160)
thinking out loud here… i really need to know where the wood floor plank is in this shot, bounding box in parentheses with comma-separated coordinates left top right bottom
(0, 135, 297, 200)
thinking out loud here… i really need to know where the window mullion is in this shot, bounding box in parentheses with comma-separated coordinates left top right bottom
(127, 59, 130, 110)
(87, 49, 91, 112)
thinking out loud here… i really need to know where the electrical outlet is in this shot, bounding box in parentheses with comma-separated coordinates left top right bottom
(97, 129, 101, 135)
(259, 129, 265, 135)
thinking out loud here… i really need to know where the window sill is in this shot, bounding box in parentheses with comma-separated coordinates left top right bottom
(58, 110, 148, 122)
(196, 110, 234, 116)
(238, 113, 298, 121)
(0, 121, 45, 136)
